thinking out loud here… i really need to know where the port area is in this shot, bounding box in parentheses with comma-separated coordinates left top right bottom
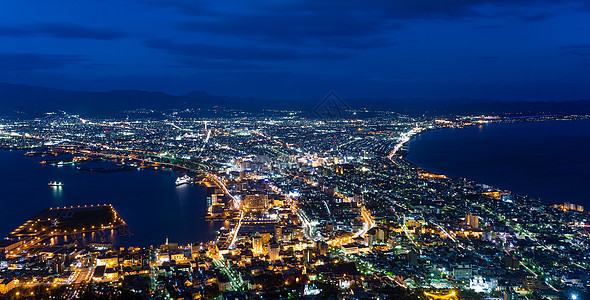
(3, 205, 129, 258)
(37, 153, 141, 172)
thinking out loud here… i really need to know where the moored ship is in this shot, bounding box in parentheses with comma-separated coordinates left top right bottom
(48, 181, 64, 187)
(175, 175, 191, 186)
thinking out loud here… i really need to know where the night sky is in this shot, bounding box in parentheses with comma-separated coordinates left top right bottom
(1, 0, 590, 101)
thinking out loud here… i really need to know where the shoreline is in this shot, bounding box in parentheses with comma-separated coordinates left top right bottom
(0, 149, 222, 247)
(398, 119, 589, 208)
(2, 116, 587, 248)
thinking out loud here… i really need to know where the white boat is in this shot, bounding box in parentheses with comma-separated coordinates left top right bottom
(48, 181, 64, 187)
(175, 175, 191, 186)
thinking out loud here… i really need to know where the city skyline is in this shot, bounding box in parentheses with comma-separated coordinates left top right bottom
(1, 1, 590, 299)
(0, 112, 588, 299)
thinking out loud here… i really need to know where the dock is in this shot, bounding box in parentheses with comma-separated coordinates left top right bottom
(5, 205, 130, 256)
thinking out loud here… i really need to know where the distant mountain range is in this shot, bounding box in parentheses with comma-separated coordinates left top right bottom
(1, 82, 589, 117)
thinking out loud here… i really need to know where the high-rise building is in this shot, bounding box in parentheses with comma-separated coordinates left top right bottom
(268, 241, 280, 261)
(466, 212, 479, 229)
(252, 232, 264, 255)
(503, 256, 520, 270)
(274, 225, 283, 241)
(317, 241, 328, 255)
(303, 249, 312, 263)
(375, 227, 387, 243)
(407, 250, 419, 266)
(454, 264, 473, 281)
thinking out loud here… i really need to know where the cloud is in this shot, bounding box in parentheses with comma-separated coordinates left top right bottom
(175, 11, 402, 50)
(475, 25, 505, 29)
(0, 53, 86, 71)
(0, 27, 33, 37)
(267, 0, 588, 20)
(143, 39, 352, 62)
(162, 0, 590, 26)
(170, 0, 589, 52)
(0, 23, 129, 40)
(483, 8, 558, 22)
(132, 0, 208, 15)
(172, 59, 277, 70)
(520, 12, 555, 22)
(477, 55, 501, 61)
(561, 44, 590, 56)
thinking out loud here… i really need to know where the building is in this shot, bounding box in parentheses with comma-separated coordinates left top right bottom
(335, 164, 354, 175)
(252, 232, 264, 255)
(466, 212, 479, 229)
(0, 240, 22, 254)
(96, 256, 119, 268)
(343, 244, 359, 255)
(503, 256, 520, 270)
(317, 241, 329, 255)
(469, 276, 498, 294)
(454, 265, 473, 281)
(563, 202, 584, 212)
(268, 241, 280, 261)
(407, 250, 419, 266)
(503, 289, 519, 300)
(209, 203, 225, 216)
(244, 194, 269, 211)
(375, 227, 387, 243)
(0, 278, 18, 294)
(275, 225, 283, 241)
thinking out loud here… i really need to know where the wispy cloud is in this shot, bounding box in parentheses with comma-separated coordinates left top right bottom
(0, 23, 130, 40)
(172, 59, 277, 70)
(0, 53, 86, 71)
(175, 12, 402, 50)
(143, 39, 353, 62)
(132, 0, 208, 15)
(477, 55, 500, 61)
(561, 44, 590, 56)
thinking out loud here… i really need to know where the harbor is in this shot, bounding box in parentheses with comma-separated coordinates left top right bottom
(3, 205, 129, 257)
(0, 150, 222, 247)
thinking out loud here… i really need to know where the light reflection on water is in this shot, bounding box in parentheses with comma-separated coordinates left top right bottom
(0, 151, 223, 247)
(406, 119, 590, 207)
(50, 230, 120, 246)
(51, 186, 63, 200)
(175, 183, 190, 207)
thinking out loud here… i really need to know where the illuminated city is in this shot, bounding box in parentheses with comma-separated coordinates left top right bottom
(2, 0, 590, 299)
(0, 112, 588, 299)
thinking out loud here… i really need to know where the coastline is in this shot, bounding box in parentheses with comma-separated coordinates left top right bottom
(0, 149, 222, 247)
(3, 116, 587, 248)
(399, 119, 590, 208)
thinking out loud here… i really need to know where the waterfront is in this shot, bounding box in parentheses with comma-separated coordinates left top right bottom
(1, 114, 589, 299)
(406, 119, 590, 208)
(0, 150, 223, 247)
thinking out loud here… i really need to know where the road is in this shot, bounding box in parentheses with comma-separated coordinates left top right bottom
(73, 267, 95, 284)
(387, 127, 423, 163)
(354, 206, 375, 238)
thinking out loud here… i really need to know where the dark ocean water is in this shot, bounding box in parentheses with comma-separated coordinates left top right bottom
(0, 151, 223, 246)
(406, 119, 590, 208)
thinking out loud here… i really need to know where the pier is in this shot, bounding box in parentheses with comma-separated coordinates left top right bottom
(5, 205, 129, 257)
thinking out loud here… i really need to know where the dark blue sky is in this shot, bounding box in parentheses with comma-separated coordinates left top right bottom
(1, 0, 590, 100)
